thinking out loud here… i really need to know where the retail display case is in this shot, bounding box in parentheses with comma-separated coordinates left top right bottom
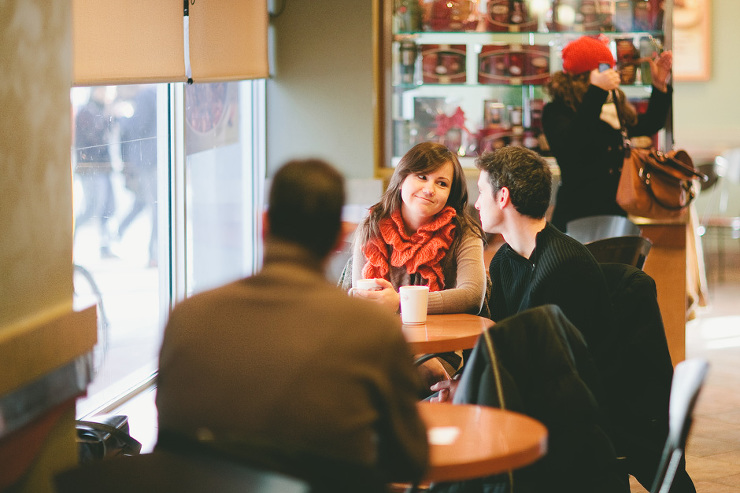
(374, 0, 673, 177)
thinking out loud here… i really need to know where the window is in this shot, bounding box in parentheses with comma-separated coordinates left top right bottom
(72, 80, 264, 416)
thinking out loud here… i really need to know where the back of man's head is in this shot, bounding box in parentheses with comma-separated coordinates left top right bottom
(268, 159, 345, 259)
(476, 146, 552, 219)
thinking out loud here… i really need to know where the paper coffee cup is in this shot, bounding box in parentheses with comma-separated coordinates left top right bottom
(400, 285, 429, 324)
(349, 279, 382, 296)
(356, 279, 381, 291)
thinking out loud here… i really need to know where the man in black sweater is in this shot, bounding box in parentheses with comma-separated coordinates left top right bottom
(432, 145, 621, 402)
(431, 146, 696, 493)
(475, 146, 621, 381)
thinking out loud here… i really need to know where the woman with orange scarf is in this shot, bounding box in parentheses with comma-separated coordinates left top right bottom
(349, 142, 488, 383)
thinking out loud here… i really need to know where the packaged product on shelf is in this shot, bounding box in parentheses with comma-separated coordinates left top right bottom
(482, 0, 537, 32)
(597, 0, 614, 32)
(478, 44, 550, 85)
(483, 0, 510, 32)
(479, 126, 510, 154)
(434, 106, 473, 155)
(524, 45, 550, 84)
(414, 97, 448, 143)
(423, 0, 479, 32)
(633, 0, 651, 31)
(579, 0, 601, 31)
(638, 36, 653, 86)
(615, 38, 637, 84)
(483, 100, 506, 128)
(395, 0, 423, 32)
(398, 41, 418, 85)
(614, 0, 634, 32)
(478, 44, 509, 83)
(421, 44, 467, 83)
(413, 98, 476, 156)
(528, 98, 544, 131)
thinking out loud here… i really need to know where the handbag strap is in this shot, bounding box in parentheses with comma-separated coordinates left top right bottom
(610, 90, 632, 156)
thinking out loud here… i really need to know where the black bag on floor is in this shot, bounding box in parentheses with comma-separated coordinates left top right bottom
(76, 414, 142, 463)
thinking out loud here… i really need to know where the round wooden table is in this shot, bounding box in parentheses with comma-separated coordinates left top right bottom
(402, 314, 494, 354)
(418, 402, 548, 483)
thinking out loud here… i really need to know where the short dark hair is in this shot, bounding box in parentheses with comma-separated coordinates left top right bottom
(475, 146, 552, 219)
(268, 159, 345, 258)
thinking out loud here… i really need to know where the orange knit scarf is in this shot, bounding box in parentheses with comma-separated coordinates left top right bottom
(362, 206, 456, 292)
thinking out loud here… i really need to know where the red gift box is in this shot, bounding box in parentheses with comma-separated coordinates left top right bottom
(421, 44, 467, 84)
(478, 44, 550, 85)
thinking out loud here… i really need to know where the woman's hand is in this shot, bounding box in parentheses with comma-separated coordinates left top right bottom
(649, 50, 672, 93)
(589, 68, 621, 92)
(350, 278, 400, 313)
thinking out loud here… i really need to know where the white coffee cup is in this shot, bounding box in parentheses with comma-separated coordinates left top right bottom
(399, 285, 429, 325)
(349, 278, 382, 295)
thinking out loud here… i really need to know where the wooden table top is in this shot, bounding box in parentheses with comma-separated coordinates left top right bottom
(402, 313, 494, 354)
(418, 402, 548, 483)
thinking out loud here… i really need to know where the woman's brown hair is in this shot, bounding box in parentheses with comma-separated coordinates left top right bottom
(355, 141, 484, 270)
(545, 71, 637, 126)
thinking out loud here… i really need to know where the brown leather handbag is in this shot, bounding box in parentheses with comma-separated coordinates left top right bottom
(613, 92, 706, 219)
(617, 147, 705, 219)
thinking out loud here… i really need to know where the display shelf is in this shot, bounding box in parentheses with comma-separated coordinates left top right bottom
(375, 0, 672, 174)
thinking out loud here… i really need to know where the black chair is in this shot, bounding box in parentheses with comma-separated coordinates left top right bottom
(54, 449, 309, 493)
(566, 214, 641, 244)
(650, 358, 709, 493)
(585, 236, 652, 270)
(600, 263, 698, 493)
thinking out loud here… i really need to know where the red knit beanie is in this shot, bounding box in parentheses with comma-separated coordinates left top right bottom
(561, 35, 615, 74)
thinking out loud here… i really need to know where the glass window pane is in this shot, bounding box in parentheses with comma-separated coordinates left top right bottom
(184, 81, 258, 295)
(70, 80, 263, 416)
(71, 84, 166, 415)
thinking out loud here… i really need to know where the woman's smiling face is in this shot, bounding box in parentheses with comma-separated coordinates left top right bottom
(400, 160, 454, 225)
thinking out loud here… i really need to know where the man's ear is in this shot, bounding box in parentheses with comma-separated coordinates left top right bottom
(498, 186, 510, 208)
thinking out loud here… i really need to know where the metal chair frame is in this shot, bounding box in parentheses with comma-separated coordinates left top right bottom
(650, 358, 709, 493)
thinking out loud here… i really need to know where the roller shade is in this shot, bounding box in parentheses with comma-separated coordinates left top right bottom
(72, 0, 268, 86)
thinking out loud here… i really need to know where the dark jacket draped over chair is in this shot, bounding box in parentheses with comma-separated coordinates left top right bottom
(430, 304, 629, 493)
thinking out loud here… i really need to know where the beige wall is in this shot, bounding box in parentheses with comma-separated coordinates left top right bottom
(0, 2, 78, 491)
(673, 0, 740, 162)
(266, 0, 375, 181)
(0, 1, 74, 329)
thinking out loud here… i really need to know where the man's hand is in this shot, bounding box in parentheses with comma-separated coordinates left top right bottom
(429, 377, 460, 403)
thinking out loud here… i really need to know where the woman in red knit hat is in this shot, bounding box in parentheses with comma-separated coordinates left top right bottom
(542, 35, 673, 231)
(346, 141, 487, 387)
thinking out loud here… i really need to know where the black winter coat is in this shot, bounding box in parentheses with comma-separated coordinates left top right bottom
(543, 84, 672, 231)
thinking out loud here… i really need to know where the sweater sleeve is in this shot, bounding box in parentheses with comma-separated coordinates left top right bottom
(427, 230, 487, 315)
(629, 84, 672, 138)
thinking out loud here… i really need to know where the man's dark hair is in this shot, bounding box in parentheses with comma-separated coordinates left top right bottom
(475, 146, 552, 219)
(268, 159, 345, 259)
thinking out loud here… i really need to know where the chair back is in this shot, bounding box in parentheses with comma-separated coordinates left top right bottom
(585, 236, 652, 270)
(650, 358, 709, 493)
(566, 215, 641, 244)
(54, 449, 309, 493)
